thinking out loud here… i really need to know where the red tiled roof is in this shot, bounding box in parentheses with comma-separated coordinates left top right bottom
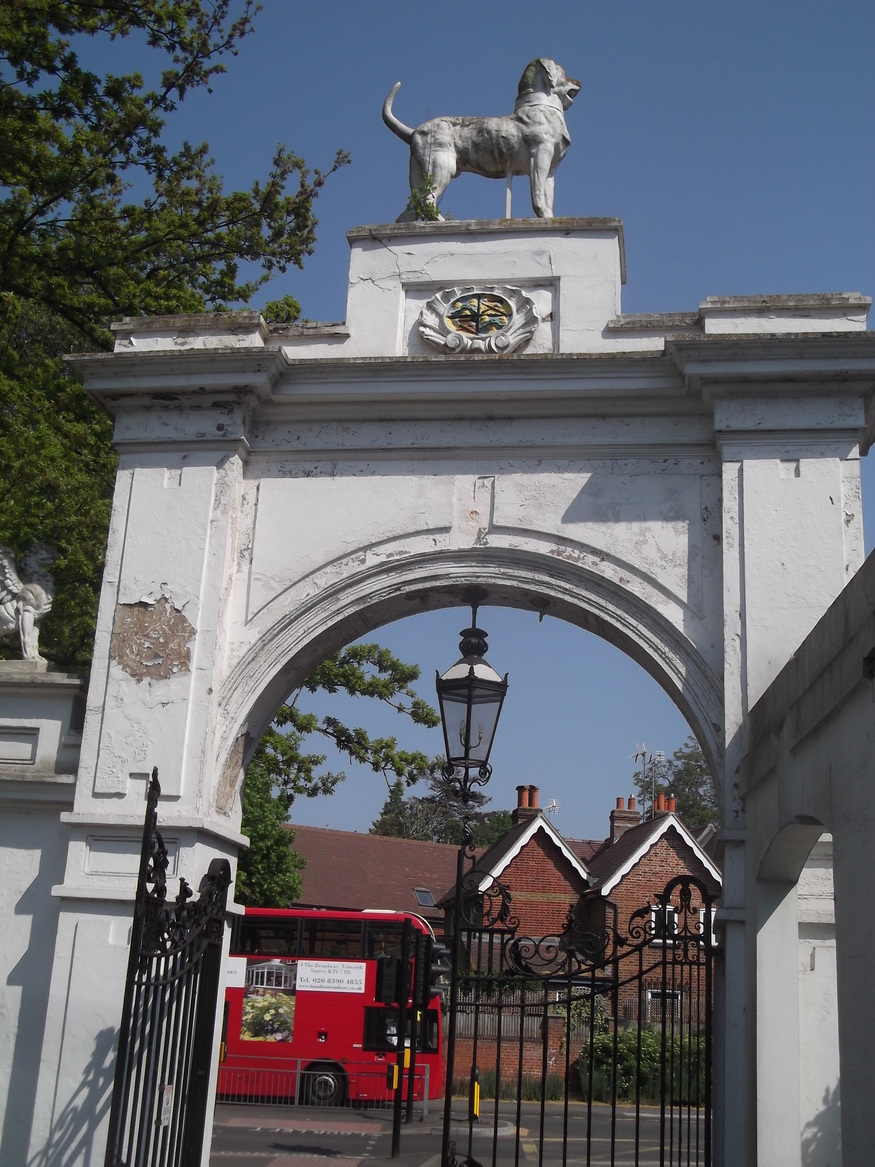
(564, 837, 606, 865)
(286, 824, 459, 919)
(585, 817, 668, 883)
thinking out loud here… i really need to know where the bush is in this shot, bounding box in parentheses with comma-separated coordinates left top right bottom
(578, 1030, 708, 1105)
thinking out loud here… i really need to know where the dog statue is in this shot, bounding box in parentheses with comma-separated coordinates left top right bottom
(0, 544, 56, 663)
(382, 58, 580, 222)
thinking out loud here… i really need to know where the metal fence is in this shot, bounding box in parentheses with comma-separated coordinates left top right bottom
(105, 770, 231, 1167)
(216, 1058, 432, 1117)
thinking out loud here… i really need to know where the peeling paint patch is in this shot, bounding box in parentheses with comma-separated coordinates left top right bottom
(215, 734, 246, 815)
(111, 598, 194, 682)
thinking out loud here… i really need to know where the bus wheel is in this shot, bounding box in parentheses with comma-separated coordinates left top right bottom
(302, 1063, 347, 1106)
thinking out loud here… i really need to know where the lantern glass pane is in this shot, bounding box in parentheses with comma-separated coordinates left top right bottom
(437, 680, 504, 766)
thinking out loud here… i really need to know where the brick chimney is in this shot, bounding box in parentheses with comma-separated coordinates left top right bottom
(512, 784, 541, 825)
(610, 796, 641, 842)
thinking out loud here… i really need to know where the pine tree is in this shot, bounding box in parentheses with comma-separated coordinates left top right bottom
(370, 770, 512, 847)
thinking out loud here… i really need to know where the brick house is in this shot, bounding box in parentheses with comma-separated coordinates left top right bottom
(447, 786, 721, 1076)
(285, 793, 720, 953)
(460, 785, 594, 939)
(577, 793, 721, 945)
(454, 785, 721, 941)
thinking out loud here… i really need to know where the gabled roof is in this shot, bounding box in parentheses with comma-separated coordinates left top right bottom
(287, 824, 459, 917)
(586, 813, 722, 895)
(564, 837, 604, 865)
(471, 811, 593, 892)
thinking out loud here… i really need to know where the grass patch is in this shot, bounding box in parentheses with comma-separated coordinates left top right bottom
(453, 1068, 566, 1102)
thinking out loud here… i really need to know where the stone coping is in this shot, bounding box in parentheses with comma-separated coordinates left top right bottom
(346, 215, 624, 237)
(0, 663, 86, 688)
(346, 217, 627, 284)
(110, 310, 266, 332)
(700, 292, 871, 312)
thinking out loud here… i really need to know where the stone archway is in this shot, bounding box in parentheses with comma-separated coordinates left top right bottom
(7, 218, 875, 1166)
(214, 548, 725, 811)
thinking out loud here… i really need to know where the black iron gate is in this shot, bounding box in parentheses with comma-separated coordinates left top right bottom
(443, 865, 717, 1167)
(105, 769, 231, 1167)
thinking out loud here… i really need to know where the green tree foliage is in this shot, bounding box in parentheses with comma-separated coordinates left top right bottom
(0, 1, 347, 669)
(371, 771, 512, 848)
(238, 644, 441, 905)
(0, 303, 117, 669)
(632, 736, 719, 832)
(235, 762, 305, 907)
(0, 1, 347, 346)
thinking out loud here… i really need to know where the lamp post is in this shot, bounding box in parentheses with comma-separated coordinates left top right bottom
(436, 603, 507, 1167)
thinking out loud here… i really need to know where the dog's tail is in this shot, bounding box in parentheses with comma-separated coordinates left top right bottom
(382, 82, 415, 144)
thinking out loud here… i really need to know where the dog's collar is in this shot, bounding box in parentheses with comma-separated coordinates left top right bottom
(514, 91, 565, 114)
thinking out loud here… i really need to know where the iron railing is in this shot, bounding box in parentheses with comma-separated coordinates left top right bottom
(105, 770, 231, 1167)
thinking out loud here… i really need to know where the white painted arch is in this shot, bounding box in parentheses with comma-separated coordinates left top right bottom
(219, 545, 725, 791)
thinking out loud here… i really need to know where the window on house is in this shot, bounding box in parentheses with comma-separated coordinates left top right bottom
(651, 904, 678, 944)
(646, 988, 681, 1023)
(413, 887, 435, 908)
(699, 906, 718, 947)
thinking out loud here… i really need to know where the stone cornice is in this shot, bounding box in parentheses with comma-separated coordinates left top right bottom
(667, 331, 875, 382)
(71, 334, 875, 451)
(67, 346, 288, 403)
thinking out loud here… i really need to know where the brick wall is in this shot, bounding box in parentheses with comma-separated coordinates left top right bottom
(603, 825, 720, 934)
(453, 1016, 564, 1080)
(499, 831, 589, 937)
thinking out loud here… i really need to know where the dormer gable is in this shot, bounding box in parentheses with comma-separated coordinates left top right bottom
(590, 812, 721, 897)
(474, 810, 593, 893)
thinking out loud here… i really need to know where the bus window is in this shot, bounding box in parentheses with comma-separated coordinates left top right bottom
(364, 1007, 399, 1051)
(421, 1009, 440, 1053)
(302, 918, 363, 957)
(363, 1007, 440, 1053)
(364, 922, 405, 958)
(236, 918, 300, 956)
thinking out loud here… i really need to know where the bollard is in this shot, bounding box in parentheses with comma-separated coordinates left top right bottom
(468, 1066, 480, 1123)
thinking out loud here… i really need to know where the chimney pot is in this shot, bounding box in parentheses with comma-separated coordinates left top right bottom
(667, 795, 677, 813)
(528, 785, 539, 809)
(628, 796, 636, 811)
(516, 785, 529, 809)
(610, 795, 641, 842)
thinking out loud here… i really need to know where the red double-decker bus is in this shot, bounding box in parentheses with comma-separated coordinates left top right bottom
(217, 907, 445, 1105)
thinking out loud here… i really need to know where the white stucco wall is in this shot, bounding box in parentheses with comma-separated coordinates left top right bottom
(0, 670, 83, 1165)
(7, 219, 875, 1165)
(798, 838, 840, 1166)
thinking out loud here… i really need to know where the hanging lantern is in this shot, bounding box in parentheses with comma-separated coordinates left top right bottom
(435, 607, 508, 796)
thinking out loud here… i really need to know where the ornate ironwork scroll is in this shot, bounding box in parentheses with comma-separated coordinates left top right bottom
(105, 768, 231, 1167)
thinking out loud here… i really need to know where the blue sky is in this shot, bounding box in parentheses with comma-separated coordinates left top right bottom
(103, 2, 875, 839)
